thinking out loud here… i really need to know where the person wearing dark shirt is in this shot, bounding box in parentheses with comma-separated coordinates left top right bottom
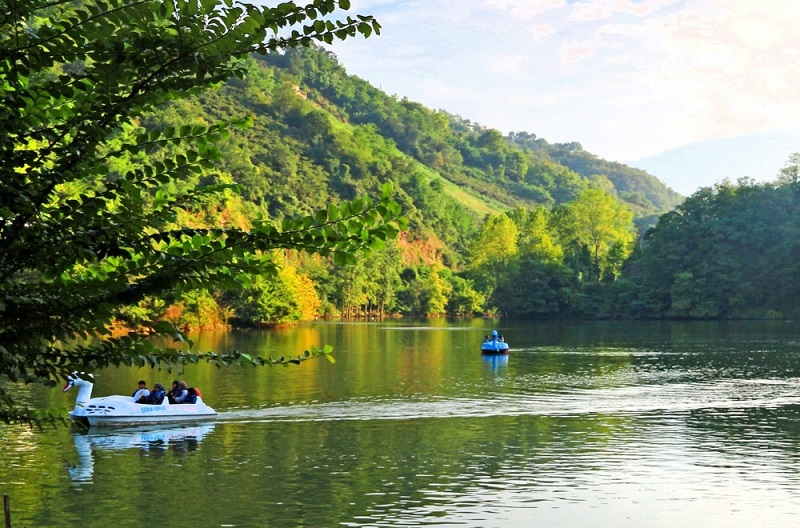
(168, 380, 182, 404)
(148, 383, 166, 405)
(172, 381, 189, 403)
(184, 387, 198, 404)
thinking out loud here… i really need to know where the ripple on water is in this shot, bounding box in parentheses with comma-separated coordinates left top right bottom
(219, 373, 800, 426)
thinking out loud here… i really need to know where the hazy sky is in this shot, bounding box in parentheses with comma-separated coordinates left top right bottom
(327, 0, 800, 165)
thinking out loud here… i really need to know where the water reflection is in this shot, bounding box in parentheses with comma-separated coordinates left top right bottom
(67, 423, 215, 483)
(482, 354, 509, 372)
(5, 321, 800, 527)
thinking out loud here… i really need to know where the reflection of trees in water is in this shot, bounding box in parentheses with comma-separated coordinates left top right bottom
(218, 413, 634, 526)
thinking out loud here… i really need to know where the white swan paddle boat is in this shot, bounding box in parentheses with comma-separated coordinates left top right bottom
(63, 373, 217, 427)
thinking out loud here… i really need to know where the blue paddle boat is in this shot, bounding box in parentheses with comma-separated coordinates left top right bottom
(481, 330, 509, 355)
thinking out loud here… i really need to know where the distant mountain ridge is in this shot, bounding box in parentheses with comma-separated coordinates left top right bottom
(258, 47, 683, 219)
(628, 129, 800, 196)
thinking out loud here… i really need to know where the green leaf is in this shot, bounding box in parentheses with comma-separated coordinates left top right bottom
(328, 204, 340, 221)
(153, 321, 179, 334)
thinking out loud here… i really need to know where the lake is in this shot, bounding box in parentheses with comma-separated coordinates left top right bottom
(2, 320, 800, 527)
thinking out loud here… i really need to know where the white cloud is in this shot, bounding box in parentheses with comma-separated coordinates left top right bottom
(486, 55, 527, 73)
(327, 0, 800, 163)
(482, 0, 565, 20)
(568, 0, 680, 21)
(559, 41, 598, 62)
(528, 23, 557, 41)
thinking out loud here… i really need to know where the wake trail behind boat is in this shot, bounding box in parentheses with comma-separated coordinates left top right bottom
(214, 378, 800, 424)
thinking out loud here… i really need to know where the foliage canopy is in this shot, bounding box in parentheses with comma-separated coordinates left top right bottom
(0, 0, 405, 426)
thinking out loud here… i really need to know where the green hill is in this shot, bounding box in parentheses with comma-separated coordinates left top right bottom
(259, 47, 683, 215)
(127, 45, 692, 321)
(145, 46, 682, 259)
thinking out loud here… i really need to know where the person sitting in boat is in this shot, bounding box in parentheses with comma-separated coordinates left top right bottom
(147, 383, 166, 405)
(183, 387, 198, 404)
(172, 381, 191, 403)
(132, 380, 150, 403)
(168, 380, 183, 404)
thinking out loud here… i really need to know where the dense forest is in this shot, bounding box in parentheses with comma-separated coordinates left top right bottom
(96, 46, 798, 325)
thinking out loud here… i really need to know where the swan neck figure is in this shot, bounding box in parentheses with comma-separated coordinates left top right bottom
(63, 373, 95, 413)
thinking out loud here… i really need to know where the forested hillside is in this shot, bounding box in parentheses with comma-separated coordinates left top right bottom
(115, 45, 689, 326)
(260, 48, 682, 217)
(629, 176, 800, 319)
(150, 46, 682, 256)
(108, 44, 800, 326)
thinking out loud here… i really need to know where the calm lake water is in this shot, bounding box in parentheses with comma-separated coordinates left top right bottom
(3, 320, 800, 527)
